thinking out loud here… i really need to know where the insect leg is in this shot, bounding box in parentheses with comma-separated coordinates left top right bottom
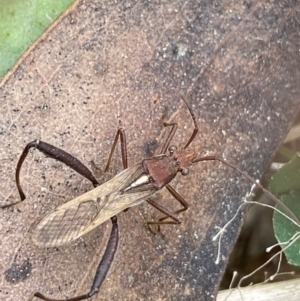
(104, 125, 128, 171)
(32, 128, 126, 299)
(159, 97, 199, 153)
(2, 140, 100, 208)
(182, 97, 199, 149)
(146, 184, 189, 231)
(159, 122, 178, 154)
(34, 216, 119, 301)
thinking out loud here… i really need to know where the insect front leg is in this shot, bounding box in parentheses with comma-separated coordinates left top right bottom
(159, 122, 178, 154)
(147, 184, 189, 231)
(34, 216, 119, 301)
(181, 96, 199, 149)
(159, 97, 200, 154)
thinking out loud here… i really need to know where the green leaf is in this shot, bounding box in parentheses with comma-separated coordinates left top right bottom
(270, 153, 300, 195)
(0, 0, 75, 79)
(271, 154, 300, 266)
(273, 190, 300, 266)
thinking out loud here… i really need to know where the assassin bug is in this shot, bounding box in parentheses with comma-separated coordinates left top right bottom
(2, 98, 297, 301)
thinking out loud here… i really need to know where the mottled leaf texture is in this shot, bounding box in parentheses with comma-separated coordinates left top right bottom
(1, 1, 300, 301)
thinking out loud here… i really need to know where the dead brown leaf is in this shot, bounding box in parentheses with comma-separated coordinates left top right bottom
(1, 1, 300, 301)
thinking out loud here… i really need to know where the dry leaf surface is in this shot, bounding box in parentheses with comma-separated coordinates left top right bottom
(1, 1, 300, 301)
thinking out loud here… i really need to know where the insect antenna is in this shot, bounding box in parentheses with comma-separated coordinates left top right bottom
(192, 155, 300, 225)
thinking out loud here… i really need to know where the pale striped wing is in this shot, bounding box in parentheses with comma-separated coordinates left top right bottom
(32, 163, 157, 247)
(32, 200, 100, 247)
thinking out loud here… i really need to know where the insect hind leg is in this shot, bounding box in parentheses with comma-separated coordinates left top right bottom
(34, 216, 119, 301)
(2, 140, 100, 207)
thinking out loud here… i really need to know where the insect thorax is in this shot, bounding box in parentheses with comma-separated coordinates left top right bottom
(142, 155, 178, 189)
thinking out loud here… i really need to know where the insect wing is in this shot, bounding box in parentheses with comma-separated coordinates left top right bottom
(32, 163, 157, 247)
(32, 200, 101, 247)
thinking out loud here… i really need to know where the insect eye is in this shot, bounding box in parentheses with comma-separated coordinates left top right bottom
(180, 168, 189, 176)
(169, 145, 177, 153)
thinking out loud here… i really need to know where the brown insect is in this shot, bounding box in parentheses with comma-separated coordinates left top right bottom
(2, 98, 295, 301)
